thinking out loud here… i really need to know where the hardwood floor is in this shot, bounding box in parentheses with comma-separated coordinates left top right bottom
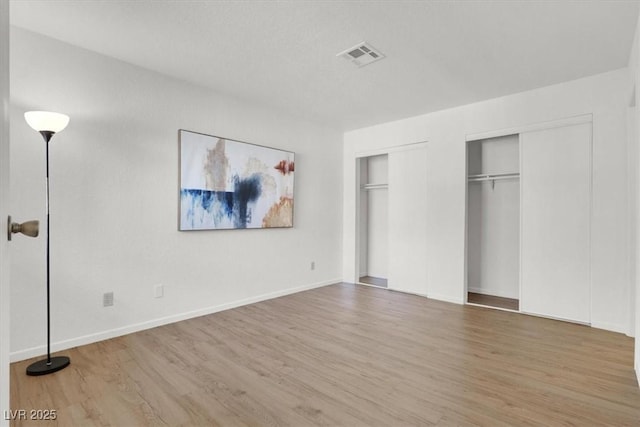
(468, 292, 519, 311)
(10, 283, 640, 426)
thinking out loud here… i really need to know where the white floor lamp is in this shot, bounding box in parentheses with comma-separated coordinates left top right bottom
(24, 111, 71, 376)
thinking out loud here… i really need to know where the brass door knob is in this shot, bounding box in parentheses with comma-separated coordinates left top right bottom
(7, 216, 39, 241)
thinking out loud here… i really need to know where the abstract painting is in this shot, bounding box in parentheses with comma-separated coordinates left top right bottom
(179, 130, 295, 230)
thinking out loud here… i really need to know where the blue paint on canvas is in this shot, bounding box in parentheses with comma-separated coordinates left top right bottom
(181, 175, 262, 229)
(232, 174, 262, 228)
(181, 189, 235, 229)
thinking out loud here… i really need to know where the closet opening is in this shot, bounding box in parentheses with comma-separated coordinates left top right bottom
(357, 154, 388, 288)
(466, 134, 520, 311)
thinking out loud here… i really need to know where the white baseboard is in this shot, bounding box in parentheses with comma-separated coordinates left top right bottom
(591, 321, 629, 335)
(386, 287, 428, 298)
(10, 279, 340, 363)
(427, 292, 464, 305)
(357, 283, 464, 306)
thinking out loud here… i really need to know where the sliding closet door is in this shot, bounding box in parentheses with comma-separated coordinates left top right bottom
(520, 122, 591, 323)
(387, 146, 428, 294)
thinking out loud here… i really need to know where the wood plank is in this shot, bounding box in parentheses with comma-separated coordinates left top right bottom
(468, 292, 519, 311)
(10, 283, 640, 426)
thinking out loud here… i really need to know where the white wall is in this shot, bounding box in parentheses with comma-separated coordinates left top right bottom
(628, 10, 640, 383)
(344, 68, 631, 333)
(9, 28, 343, 360)
(0, 0, 10, 422)
(627, 104, 636, 338)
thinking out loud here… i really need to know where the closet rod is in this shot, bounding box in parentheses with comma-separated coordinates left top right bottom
(361, 183, 389, 190)
(467, 172, 520, 182)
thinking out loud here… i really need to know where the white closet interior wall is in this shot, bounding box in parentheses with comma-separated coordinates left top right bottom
(359, 155, 388, 279)
(467, 134, 520, 299)
(367, 155, 388, 279)
(359, 161, 369, 277)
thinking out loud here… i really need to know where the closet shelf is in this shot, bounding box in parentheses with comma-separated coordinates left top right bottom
(361, 183, 389, 190)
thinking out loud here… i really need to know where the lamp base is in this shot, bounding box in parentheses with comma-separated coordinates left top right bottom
(26, 356, 70, 376)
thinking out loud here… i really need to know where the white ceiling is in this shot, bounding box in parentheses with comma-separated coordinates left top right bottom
(10, 0, 640, 131)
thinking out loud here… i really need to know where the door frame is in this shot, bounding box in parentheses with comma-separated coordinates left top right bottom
(1, 0, 11, 422)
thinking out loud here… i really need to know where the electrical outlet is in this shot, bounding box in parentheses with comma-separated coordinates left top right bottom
(103, 292, 114, 307)
(311, 261, 315, 270)
(154, 284, 164, 298)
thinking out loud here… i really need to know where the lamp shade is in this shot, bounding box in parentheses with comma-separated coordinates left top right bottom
(24, 111, 70, 133)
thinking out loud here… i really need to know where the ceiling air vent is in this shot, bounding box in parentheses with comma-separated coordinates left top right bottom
(337, 42, 385, 68)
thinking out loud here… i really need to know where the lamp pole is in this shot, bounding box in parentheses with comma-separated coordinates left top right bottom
(24, 112, 70, 376)
(44, 131, 52, 367)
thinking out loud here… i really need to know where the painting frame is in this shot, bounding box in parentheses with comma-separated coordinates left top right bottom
(179, 129, 295, 231)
